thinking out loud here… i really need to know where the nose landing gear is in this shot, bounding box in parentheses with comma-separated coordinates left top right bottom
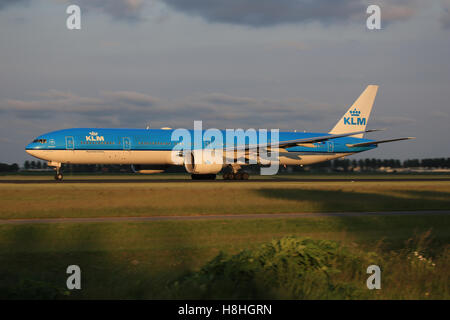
(48, 161, 63, 181)
(54, 171, 64, 181)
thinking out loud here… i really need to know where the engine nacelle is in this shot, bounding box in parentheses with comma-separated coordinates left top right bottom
(184, 150, 224, 174)
(131, 164, 168, 174)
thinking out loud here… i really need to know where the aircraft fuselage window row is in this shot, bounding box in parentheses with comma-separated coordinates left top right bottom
(31, 138, 185, 146)
(75, 140, 182, 146)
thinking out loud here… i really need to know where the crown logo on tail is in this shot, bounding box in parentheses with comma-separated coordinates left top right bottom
(349, 108, 361, 117)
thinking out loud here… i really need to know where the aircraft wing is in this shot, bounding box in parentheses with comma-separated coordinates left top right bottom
(223, 129, 382, 152)
(346, 137, 415, 148)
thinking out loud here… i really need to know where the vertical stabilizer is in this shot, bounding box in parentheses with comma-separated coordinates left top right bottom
(329, 85, 378, 138)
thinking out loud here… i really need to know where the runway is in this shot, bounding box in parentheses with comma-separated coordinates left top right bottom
(1, 178, 450, 184)
(1, 210, 449, 225)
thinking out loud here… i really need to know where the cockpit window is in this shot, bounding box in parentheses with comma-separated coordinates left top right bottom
(32, 139, 47, 144)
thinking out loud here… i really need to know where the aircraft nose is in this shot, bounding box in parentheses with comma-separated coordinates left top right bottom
(25, 144, 41, 157)
(25, 142, 38, 154)
(26, 141, 36, 148)
(25, 143, 33, 155)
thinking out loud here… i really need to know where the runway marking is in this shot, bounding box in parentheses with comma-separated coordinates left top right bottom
(1, 210, 449, 225)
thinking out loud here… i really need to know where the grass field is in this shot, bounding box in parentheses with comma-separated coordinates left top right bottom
(0, 175, 449, 299)
(0, 179, 449, 219)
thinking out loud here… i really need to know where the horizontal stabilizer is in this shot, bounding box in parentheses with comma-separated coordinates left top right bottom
(346, 137, 415, 148)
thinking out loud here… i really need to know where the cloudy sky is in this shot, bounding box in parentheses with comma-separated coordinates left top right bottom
(0, 0, 449, 164)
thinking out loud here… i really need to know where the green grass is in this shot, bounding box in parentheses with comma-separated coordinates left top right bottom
(0, 180, 449, 219)
(171, 235, 450, 299)
(0, 176, 449, 299)
(0, 215, 449, 299)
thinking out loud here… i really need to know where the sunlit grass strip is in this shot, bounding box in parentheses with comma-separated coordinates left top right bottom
(0, 181, 449, 219)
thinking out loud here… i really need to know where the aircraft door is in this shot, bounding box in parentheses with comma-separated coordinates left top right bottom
(123, 137, 131, 150)
(122, 137, 132, 162)
(66, 136, 74, 150)
(327, 141, 334, 153)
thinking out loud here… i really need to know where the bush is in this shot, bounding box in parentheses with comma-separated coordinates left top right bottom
(0, 163, 19, 172)
(170, 236, 368, 299)
(8, 279, 71, 300)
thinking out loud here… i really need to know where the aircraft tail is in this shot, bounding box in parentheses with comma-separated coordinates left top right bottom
(329, 85, 378, 138)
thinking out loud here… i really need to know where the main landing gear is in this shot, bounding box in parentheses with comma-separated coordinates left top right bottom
(222, 164, 249, 180)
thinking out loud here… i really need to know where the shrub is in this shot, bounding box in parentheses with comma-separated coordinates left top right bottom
(170, 236, 368, 299)
(8, 279, 71, 300)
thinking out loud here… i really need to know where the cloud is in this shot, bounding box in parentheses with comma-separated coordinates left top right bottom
(72, 0, 145, 21)
(160, 0, 420, 27)
(380, 4, 416, 23)
(0, 90, 159, 118)
(161, 0, 363, 27)
(0, 90, 340, 130)
(268, 41, 310, 51)
(101, 91, 159, 107)
(202, 93, 259, 106)
(0, 0, 147, 22)
(0, 0, 426, 26)
(430, 110, 449, 119)
(0, 0, 28, 10)
(441, 0, 450, 29)
(370, 116, 416, 126)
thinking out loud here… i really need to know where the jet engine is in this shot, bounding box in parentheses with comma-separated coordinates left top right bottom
(184, 150, 224, 175)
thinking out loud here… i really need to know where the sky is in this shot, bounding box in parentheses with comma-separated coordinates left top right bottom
(0, 0, 449, 164)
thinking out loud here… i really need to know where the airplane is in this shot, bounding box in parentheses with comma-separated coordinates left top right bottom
(25, 85, 414, 181)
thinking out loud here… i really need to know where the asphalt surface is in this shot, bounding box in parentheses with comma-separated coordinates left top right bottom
(1, 210, 449, 225)
(1, 178, 450, 183)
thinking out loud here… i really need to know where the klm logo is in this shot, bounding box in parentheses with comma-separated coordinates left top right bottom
(344, 108, 366, 126)
(86, 131, 104, 142)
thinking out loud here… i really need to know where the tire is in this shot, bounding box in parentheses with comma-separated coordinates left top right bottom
(242, 172, 249, 180)
(234, 172, 242, 180)
(55, 173, 63, 181)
